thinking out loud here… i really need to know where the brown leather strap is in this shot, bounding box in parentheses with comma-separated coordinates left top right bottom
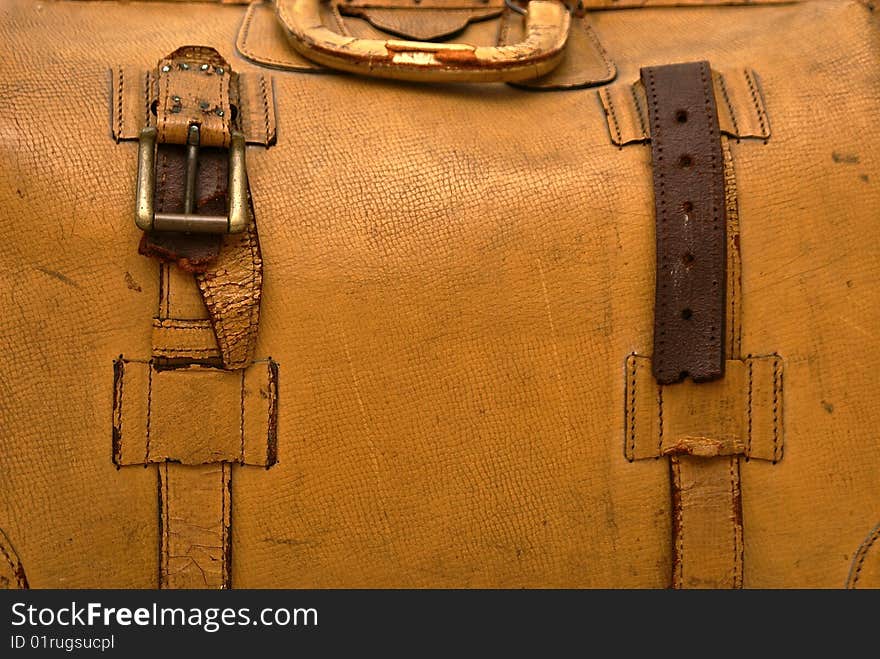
(642, 61, 726, 385)
(138, 145, 224, 272)
(139, 47, 263, 369)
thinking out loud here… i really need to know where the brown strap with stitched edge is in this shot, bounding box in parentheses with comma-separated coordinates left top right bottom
(642, 61, 726, 385)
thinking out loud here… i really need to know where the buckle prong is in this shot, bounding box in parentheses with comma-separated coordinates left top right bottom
(135, 125, 249, 234)
(183, 123, 200, 215)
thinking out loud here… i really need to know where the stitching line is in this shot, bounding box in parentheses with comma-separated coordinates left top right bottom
(240, 369, 246, 463)
(673, 457, 683, 589)
(152, 348, 220, 356)
(259, 75, 271, 145)
(729, 457, 742, 588)
(143, 71, 152, 129)
(223, 465, 233, 588)
(701, 62, 723, 370)
(244, 223, 262, 363)
(582, 20, 614, 81)
(630, 84, 647, 139)
(772, 356, 781, 463)
(0, 537, 25, 589)
(716, 71, 739, 137)
(114, 360, 125, 465)
(160, 462, 169, 587)
(115, 67, 124, 140)
(239, 2, 322, 70)
(626, 355, 636, 461)
(159, 64, 170, 143)
(744, 68, 768, 139)
(722, 138, 741, 356)
(848, 521, 880, 588)
(154, 319, 213, 330)
(266, 360, 279, 467)
(746, 359, 754, 459)
(657, 382, 664, 456)
(603, 89, 623, 146)
(145, 362, 153, 463)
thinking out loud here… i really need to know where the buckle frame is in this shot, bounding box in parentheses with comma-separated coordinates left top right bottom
(135, 124, 249, 234)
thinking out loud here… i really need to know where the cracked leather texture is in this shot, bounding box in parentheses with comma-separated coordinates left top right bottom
(0, 0, 879, 587)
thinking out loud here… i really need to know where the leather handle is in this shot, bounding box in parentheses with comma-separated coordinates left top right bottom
(276, 0, 570, 83)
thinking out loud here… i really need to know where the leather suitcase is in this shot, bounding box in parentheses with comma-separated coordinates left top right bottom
(1, 0, 878, 589)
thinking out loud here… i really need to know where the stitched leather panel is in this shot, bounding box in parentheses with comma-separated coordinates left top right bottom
(642, 61, 727, 384)
(112, 359, 278, 467)
(625, 355, 783, 462)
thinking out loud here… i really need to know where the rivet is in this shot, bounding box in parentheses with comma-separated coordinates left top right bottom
(200, 64, 209, 71)
(215, 109, 224, 117)
(199, 101, 210, 110)
(172, 95, 181, 103)
(161, 65, 171, 73)
(181, 62, 189, 70)
(216, 67, 225, 75)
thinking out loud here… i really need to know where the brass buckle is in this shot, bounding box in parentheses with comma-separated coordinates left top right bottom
(135, 123, 248, 234)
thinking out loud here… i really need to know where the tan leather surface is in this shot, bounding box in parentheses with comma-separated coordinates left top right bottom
(1, 0, 878, 588)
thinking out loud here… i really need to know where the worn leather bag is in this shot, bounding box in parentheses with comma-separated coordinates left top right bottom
(1, 0, 878, 589)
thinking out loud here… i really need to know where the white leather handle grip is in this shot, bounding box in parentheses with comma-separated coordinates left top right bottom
(276, 0, 570, 83)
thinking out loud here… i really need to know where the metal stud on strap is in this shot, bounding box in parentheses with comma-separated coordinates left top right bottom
(135, 123, 249, 234)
